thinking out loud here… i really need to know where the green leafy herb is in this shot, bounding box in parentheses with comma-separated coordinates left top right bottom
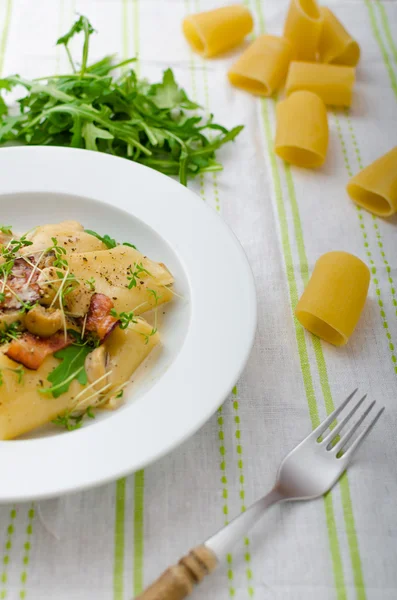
(40, 344, 92, 398)
(0, 225, 12, 235)
(0, 365, 25, 386)
(140, 327, 157, 345)
(0, 232, 34, 304)
(85, 229, 137, 251)
(147, 288, 161, 305)
(52, 405, 95, 431)
(115, 390, 124, 399)
(85, 276, 96, 291)
(85, 229, 117, 249)
(110, 308, 137, 330)
(50, 236, 68, 269)
(0, 321, 22, 344)
(0, 16, 242, 184)
(127, 262, 151, 289)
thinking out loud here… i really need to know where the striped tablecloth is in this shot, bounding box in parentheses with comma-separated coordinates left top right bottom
(0, 0, 396, 598)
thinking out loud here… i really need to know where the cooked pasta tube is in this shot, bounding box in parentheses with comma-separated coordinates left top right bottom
(275, 91, 328, 168)
(228, 35, 292, 96)
(295, 252, 370, 346)
(318, 7, 360, 66)
(0, 318, 159, 440)
(68, 245, 174, 314)
(346, 147, 397, 217)
(283, 0, 323, 61)
(182, 5, 253, 58)
(286, 61, 355, 106)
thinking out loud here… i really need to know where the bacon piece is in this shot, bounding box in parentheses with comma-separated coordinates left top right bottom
(0, 258, 40, 310)
(85, 293, 119, 342)
(5, 331, 72, 370)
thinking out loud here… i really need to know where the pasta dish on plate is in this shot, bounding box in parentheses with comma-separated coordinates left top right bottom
(0, 220, 174, 439)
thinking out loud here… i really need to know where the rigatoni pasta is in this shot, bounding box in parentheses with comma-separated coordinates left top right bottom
(346, 147, 397, 217)
(275, 91, 328, 168)
(295, 252, 370, 346)
(286, 61, 355, 106)
(318, 7, 360, 66)
(283, 0, 323, 61)
(182, 5, 253, 58)
(228, 35, 292, 96)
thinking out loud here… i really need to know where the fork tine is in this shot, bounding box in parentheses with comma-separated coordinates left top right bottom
(323, 394, 367, 449)
(341, 407, 385, 462)
(311, 388, 358, 439)
(332, 400, 376, 455)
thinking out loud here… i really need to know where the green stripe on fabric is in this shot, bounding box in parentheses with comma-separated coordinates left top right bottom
(376, 0, 397, 66)
(232, 387, 254, 598)
(0, 508, 17, 599)
(334, 111, 397, 369)
(254, 0, 365, 594)
(133, 470, 145, 596)
(218, 407, 236, 598)
(122, 0, 129, 67)
(114, 479, 126, 600)
(0, 0, 12, 75)
(251, 1, 347, 596)
(259, 94, 346, 600)
(18, 505, 34, 600)
(283, 149, 366, 600)
(56, 0, 65, 73)
(344, 110, 397, 321)
(185, 2, 235, 595)
(364, 0, 397, 98)
(133, 0, 140, 77)
(193, 0, 252, 583)
(335, 104, 397, 594)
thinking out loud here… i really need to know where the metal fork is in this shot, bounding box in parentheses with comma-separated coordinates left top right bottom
(137, 390, 384, 600)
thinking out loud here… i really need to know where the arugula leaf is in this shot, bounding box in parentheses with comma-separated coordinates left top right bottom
(85, 229, 117, 249)
(0, 16, 243, 184)
(149, 69, 199, 110)
(41, 344, 92, 398)
(56, 15, 95, 47)
(85, 229, 137, 250)
(82, 122, 113, 151)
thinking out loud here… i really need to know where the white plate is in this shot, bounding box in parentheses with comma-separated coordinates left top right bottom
(0, 146, 256, 502)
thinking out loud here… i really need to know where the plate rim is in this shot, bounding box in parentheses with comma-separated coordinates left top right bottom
(0, 146, 257, 502)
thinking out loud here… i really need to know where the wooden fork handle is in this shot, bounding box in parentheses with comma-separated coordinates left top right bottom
(135, 545, 218, 600)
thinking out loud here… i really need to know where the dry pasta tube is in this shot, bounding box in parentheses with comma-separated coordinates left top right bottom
(295, 252, 370, 346)
(182, 5, 253, 58)
(275, 91, 328, 168)
(283, 0, 323, 61)
(318, 7, 360, 66)
(286, 61, 355, 106)
(346, 147, 397, 217)
(228, 35, 292, 96)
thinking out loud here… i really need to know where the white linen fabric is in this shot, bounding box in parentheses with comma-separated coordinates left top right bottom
(0, 0, 396, 598)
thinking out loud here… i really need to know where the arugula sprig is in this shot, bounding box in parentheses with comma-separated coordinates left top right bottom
(0, 16, 243, 184)
(39, 344, 92, 398)
(85, 229, 137, 250)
